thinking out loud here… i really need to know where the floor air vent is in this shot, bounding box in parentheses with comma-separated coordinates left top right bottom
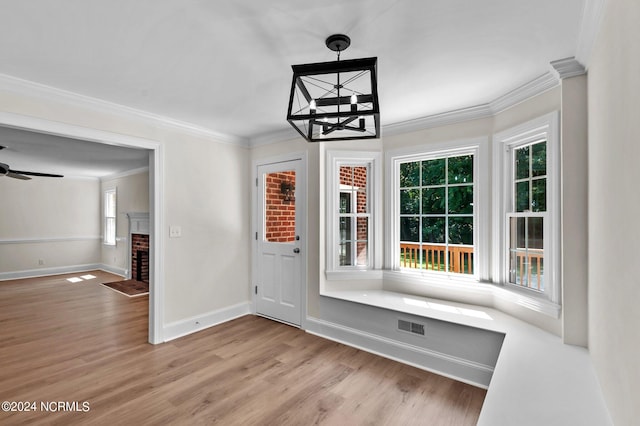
(398, 319, 425, 336)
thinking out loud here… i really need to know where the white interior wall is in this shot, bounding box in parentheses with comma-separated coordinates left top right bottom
(0, 176, 101, 277)
(587, 0, 640, 423)
(163, 130, 251, 323)
(100, 169, 149, 276)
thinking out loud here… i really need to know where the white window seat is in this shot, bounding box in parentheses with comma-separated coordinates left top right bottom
(319, 289, 611, 425)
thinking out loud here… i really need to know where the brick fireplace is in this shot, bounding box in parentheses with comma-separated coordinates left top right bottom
(131, 233, 149, 282)
(127, 212, 150, 282)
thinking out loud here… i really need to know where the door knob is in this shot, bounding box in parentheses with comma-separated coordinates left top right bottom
(293, 248, 300, 254)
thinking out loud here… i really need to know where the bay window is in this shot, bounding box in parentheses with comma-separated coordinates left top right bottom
(493, 112, 560, 310)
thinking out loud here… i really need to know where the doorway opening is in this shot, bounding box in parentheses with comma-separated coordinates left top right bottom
(0, 113, 163, 344)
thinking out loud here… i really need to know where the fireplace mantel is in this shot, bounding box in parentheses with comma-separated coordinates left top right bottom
(127, 212, 149, 235)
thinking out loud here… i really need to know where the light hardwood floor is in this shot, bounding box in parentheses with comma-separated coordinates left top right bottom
(0, 271, 485, 425)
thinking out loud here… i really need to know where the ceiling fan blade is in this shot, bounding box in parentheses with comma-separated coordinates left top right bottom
(10, 169, 64, 178)
(6, 171, 31, 180)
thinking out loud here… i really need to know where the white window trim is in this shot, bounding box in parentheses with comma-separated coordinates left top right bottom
(493, 111, 561, 310)
(326, 150, 382, 280)
(103, 188, 117, 246)
(385, 137, 490, 283)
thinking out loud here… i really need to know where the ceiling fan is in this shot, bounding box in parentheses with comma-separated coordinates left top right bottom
(0, 145, 64, 180)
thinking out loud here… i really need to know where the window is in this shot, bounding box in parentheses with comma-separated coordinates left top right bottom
(494, 112, 560, 308)
(326, 151, 381, 279)
(395, 149, 477, 276)
(104, 189, 116, 245)
(508, 141, 546, 290)
(339, 165, 370, 267)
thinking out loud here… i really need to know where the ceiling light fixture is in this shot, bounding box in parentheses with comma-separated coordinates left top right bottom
(286, 34, 380, 142)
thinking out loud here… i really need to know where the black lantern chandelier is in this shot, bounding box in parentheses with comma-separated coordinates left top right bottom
(286, 34, 380, 142)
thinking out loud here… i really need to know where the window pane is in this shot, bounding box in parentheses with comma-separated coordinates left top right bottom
(339, 192, 351, 213)
(400, 217, 420, 242)
(105, 191, 116, 216)
(356, 241, 368, 266)
(340, 166, 354, 186)
(509, 217, 544, 291)
(516, 145, 530, 179)
(511, 216, 526, 248)
(105, 218, 116, 245)
(339, 217, 351, 243)
(448, 185, 473, 214)
(353, 166, 368, 214)
(339, 242, 352, 266)
(531, 179, 546, 212)
(353, 166, 367, 187)
(448, 217, 473, 245)
(422, 217, 445, 244)
(422, 187, 445, 214)
(356, 216, 368, 266)
(516, 181, 530, 212)
(265, 171, 296, 243)
(400, 189, 420, 214)
(356, 217, 368, 242)
(422, 158, 445, 186)
(528, 217, 544, 249)
(508, 217, 526, 286)
(400, 161, 420, 187)
(531, 142, 546, 177)
(448, 155, 473, 183)
(357, 187, 367, 213)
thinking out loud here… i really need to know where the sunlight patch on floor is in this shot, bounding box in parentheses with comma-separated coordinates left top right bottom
(67, 274, 97, 283)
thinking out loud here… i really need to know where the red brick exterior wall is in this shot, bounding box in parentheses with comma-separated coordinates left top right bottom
(265, 171, 296, 243)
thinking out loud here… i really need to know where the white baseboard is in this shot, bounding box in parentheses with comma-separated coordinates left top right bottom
(0, 263, 104, 281)
(305, 316, 493, 388)
(98, 264, 127, 277)
(163, 302, 252, 342)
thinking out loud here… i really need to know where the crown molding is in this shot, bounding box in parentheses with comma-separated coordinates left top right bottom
(101, 166, 149, 182)
(575, 0, 608, 68)
(0, 65, 565, 151)
(381, 71, 559, 139)
(488, 72, 559, 114)
(550, 57, 587, 79)
(249, 126, 301, 147)
(0, 73, 249, 147)
(382, 104, 492, 138)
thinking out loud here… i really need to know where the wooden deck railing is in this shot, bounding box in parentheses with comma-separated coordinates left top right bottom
(511, 249, 544, 290)
(400, 243, 474, 274)
(399, 243, 544, 288)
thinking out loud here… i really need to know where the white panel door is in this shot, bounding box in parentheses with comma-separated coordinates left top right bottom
(256, 160, 302, 326)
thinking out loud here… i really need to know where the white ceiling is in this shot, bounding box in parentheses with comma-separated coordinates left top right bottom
(0, 127, 149, 178)
(0, 0, 589, 176)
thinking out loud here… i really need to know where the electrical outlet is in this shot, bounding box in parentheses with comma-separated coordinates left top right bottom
(38, 259, 44, 266)
(169, 225, 182, 238)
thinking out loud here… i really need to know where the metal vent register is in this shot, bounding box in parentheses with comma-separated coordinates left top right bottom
(398, 319, 425, 336)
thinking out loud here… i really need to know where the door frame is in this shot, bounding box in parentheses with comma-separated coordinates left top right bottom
(0, 111, 164, 344)
(252, 151, 307, 329)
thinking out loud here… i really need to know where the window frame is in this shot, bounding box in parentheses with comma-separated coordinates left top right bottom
(493, 112, 561, 308)
(103, 188, 117, 246)
(326, 150, 382, 280)
(386, 137, 490, 284)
